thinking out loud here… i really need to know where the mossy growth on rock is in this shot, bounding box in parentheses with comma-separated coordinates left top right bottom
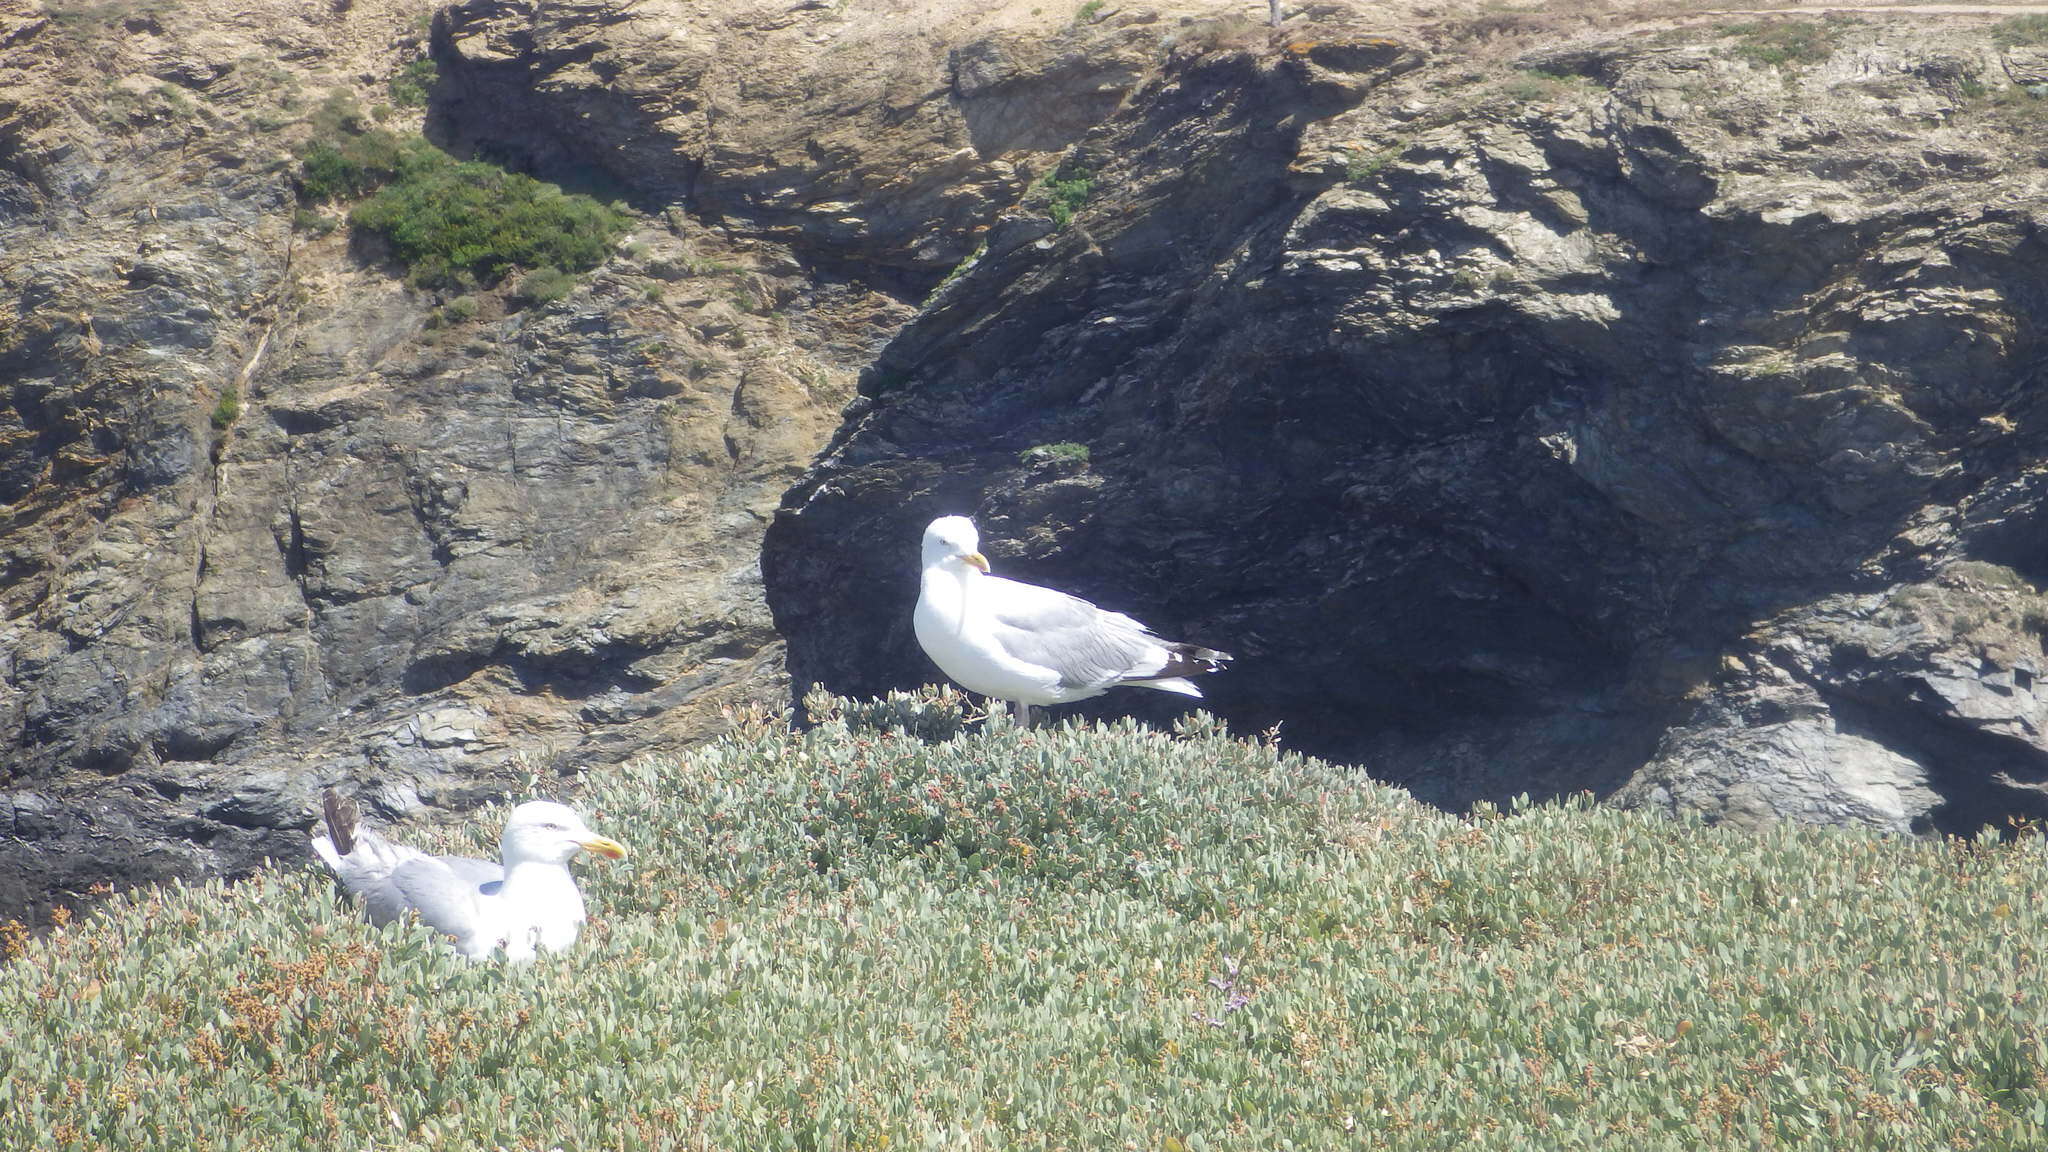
(6, 688, 2048, 1150)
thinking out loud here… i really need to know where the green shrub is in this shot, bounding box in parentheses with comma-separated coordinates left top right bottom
(208, 387, 239, 431)
(388, 57, 438, 108)
(1040, 163, 1094, 229)
(512, 266, 578, 306)
(306, 88, 371, 138)
(1020, 441, 1090, 466)
(295, 127, 410, 202)
(349, 158, 626, 290)
(7, 689, 2048, 1150)
(297, 105, 626, 291)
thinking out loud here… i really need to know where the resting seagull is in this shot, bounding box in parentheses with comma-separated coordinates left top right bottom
(913, 515, 1232, 725)
(312, 791, 627, 962)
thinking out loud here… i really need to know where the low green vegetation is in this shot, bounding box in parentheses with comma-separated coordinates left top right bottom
(349, 158, 626, 290)
(295, 125, 410, 203)
(1040, 163, 1094, 229)
(42, 0, 171, 31)
(1343, 146, 1397, 185)
(289, 207, 337, 236)
(388, 57, 438, 109)
(1960, 77, 2048, 117)
(1501, 68, 1596, 103)
(927, 241, 987, 303)
(1721, 19, 1840, 68)
(296, 96, 626, 291)
(208, 387, 239, 431)
(1020, 441, 1090, 466)
(512, 266, 577, 306)
(1074, 0, 1104, 23)
(1992, 14, 2048, 49)
(6, 690, 2048, 1150)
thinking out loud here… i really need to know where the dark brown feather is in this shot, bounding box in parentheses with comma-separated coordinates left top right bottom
(321, 789, 359, 857)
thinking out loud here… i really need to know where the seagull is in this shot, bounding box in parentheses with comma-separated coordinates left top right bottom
(311, 791, 628, 962)
(913, 515, 1232, 726)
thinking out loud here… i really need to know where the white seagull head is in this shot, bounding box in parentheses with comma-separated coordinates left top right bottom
(922, 515, 989, 574)
(499, 801, 628, 868)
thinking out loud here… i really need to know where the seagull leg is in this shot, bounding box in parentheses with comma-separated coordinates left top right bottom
(1012, 699, 1033, 729)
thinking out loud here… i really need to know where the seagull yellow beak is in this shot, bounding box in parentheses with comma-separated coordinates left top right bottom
(579, 835, 628, 860)
(961, 551, 989, 573)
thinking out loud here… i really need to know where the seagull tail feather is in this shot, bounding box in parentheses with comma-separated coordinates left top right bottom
(1153, 641, 1232, 681)
(321, 789, 360, 858)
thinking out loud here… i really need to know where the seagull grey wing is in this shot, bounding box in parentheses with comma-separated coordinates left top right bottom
(435, 855, 505, 895)
(984, 577, 1167, 691)
(390, 856, 490, 948)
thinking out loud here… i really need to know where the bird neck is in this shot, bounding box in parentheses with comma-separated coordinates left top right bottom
(923, 561, 982, 619)
(497, 857, 578, 901)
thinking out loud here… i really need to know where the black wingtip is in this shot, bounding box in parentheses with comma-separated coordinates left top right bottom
(321, 789, 359, 857)
(1165, 642, 1234, 678)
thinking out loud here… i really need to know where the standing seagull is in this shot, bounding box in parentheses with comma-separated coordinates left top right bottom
(312, 791, 628, 962)
(913, 515, 1232, 725)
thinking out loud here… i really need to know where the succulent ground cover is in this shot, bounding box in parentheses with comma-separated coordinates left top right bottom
(4, 691, 2046, 1150)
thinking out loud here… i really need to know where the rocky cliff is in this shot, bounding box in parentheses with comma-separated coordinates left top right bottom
(5, 0, 2048, 922)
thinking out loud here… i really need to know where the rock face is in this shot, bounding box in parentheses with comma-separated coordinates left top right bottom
(6, 0, 2048, 920)
(764, 15, 2048, 836)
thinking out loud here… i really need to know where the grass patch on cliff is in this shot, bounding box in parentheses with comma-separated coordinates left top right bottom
(297, 103, 626, 291)
(1039, 163, 1094, 229)
(1720, 18, 1846, 68)
(207, 387, 240, 431)
(1992, 14, 2048, 49)
(7, 689, 2048, 1150)
(350, 158, 626, 289)
(1020, 441, 1090, 466)
(1500, 67, 1598, 104)
(387, 57, 438, 108)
